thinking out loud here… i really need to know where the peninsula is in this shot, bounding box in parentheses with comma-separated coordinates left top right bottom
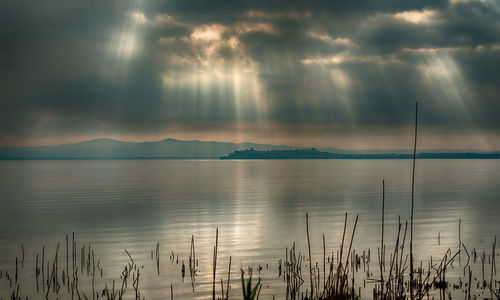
(221, 148, 500, 159)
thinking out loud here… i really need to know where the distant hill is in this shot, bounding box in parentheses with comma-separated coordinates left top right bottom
(0, 138, 304, 159)
(0, 138, 497, 159)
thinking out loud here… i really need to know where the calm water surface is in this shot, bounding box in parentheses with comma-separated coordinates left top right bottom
(0, 160, 499, 299)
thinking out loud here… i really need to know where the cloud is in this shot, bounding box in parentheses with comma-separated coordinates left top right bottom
(393, 9, 440, 24)
(0, 0, 499, 148)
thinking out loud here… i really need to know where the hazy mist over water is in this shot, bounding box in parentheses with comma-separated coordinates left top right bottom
(0, 159, 499, 299)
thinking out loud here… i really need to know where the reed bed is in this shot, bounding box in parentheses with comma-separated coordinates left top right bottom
(0, 211, 497, 300)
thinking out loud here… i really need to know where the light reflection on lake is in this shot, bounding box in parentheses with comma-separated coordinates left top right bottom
(0, 159, 499, 299)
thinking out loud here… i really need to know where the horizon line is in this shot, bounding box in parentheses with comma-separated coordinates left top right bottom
(1, 136, 499, 153)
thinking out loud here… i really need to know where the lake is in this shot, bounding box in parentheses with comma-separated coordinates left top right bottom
(0, 159, 499, 299)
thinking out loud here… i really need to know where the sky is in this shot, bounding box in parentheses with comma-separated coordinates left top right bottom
(0, 0, 499, 150)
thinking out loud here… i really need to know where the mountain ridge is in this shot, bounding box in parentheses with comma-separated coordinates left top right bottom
(0, 138, 310, 159)
(0, 138, 497, 159)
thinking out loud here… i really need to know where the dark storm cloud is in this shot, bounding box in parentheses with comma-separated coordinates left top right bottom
(148, 0, 449, 18)
(0, 0, 499, 144)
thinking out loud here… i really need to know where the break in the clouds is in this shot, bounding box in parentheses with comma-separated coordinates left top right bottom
(0, 0, 499, 149)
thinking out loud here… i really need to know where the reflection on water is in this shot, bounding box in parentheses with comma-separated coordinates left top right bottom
(0, 159, 499, 299)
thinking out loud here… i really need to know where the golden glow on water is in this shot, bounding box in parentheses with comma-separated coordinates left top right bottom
(0, 160, 499, 298)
